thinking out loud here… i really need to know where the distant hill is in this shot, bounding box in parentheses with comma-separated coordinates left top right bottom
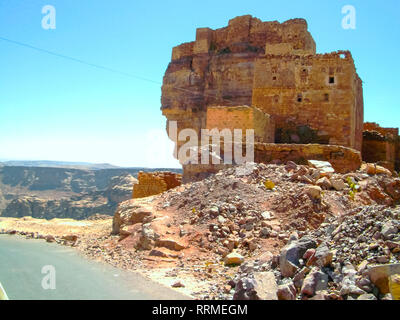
(0, 164, 182, 219)
(0, 160, 120, 170)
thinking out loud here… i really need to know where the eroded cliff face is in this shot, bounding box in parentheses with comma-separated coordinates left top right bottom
(161, 15, 315, 146)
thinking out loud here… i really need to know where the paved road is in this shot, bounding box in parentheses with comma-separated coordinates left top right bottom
(0, 235, 189, 300)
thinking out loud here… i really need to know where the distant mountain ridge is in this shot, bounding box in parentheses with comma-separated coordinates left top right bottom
(0, 164, 182, 219)
(0, 160, 120, 170)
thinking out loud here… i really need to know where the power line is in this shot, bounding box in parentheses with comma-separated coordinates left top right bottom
(0, 36, 161, 85)
(0, 36, 233, 103)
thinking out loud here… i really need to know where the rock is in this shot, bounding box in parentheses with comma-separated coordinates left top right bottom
(45, 235, 55, 243)
(172, 281, 185, 288)
(217, 215, 226, 224)
(156, 238, 186, 251)
(135, 223, 158, 250)
(357, 293, 377, 300)
(316, 177, 332, 190)
(305, 186, 322, 200)
(308, 290, 329, 300)
(233, 272, 278, 300)
(61, 234, 78, 242)
(261, 211, 272, 220)
(307, 160, 335, 177)
(331, 179, 346, 191)
(280, 237, 317, 277)
(312, 243, 333, 267)
(277, 281, 297, 300)
(381, 221, 398, 240)
(301, 268, 328, 297)
(112, 201, 154, 235)
(224, 252, 244, 265)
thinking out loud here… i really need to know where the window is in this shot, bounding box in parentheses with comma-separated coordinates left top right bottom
(272, 76, 277, 81)
(324, 93, 329, 102)
(329, 76, 335, 84)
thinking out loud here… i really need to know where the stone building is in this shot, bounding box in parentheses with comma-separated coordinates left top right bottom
(161, 15, 398, 180)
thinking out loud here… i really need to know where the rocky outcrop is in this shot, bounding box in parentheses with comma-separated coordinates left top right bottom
(106, 174, 138, 203)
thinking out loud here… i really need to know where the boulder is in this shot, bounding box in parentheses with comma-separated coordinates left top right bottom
(277, 281, 297, 300)
(156, 238, 186, 251)
(331, 179, 346, 191)
(307, 160, 335, 176)
(301, 268, 328, 297)
(112, 201, 153, 235)
(280, 237, 317, 277)
(233, 272, 278, 300)
(305, 186, 322, 200)
(316, 177, 332, 190)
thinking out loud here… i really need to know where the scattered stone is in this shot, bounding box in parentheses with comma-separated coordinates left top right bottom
(224, 252, 244, 265)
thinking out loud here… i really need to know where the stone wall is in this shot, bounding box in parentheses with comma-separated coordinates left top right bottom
(132, 172, 182, 198)
(252, 51, 363, 151)
(362, 122, 399, 172)
(253, 143, 361, 173)
(206, 106, 274, 143)
(182, 143, 361, 182)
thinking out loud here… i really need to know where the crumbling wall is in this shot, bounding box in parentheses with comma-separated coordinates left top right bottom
(253, 143, 361, 173)
(362, 122, 399, 172)
(206, 106, 274, 143)
(132, 172, 182, 198)
(183, 143, 361, 182)
(252, 51, 363, 151)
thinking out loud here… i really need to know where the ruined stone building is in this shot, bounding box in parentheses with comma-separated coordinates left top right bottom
(161, 15, 399, 181)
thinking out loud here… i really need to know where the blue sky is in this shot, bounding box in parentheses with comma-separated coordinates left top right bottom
(0, 0, 399, 167)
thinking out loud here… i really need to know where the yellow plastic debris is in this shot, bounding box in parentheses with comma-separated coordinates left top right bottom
(389, 274, 400, 300)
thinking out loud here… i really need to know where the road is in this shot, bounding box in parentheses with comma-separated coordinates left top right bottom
(0, 235, 189, 300)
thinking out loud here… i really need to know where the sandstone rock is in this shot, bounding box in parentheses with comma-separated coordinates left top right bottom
(224, 252, 244, 265)
(316, 177, 332, 190)
(331, 179, 346, 191)
(112, 201, 154, 235)
(233, 272, 278, 300)
(381, 221, 398, 240)
(172, 281, 185, 288)
(312, 243, 333, 267)
(156, 238, 186, 251)
(301, 268, 328, 297)
(361, 163, 392, 176)
(307, 160, 335, 177)
(280, 237, 317, 277)
(305, 186, 322, 200)
(368, 264, 400, 294)
(62, 234, 78, 242)
(277, 281, 297, 300)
